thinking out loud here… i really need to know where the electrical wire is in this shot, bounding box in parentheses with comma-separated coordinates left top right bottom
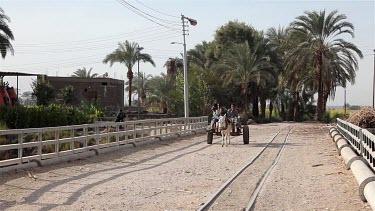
(120, 0, 180, 24)
(5, 27, 177, 47)
(4, 53, 177, 72)
(12, 41, 180, 57)
(2, 60, 103, 73)
(0, 26, 162, 46)
(11, 33, 181, 54)
(134, 0, 180, 18)
(115, 0, 180, 32)
(3, 35, 181, 70)
(2, 48, 181, 69)
(1, 1, 184, 74)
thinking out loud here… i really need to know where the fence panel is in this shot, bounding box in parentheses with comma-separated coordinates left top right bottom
(337, 118, 375, 172)
(0, 116, 208, 168)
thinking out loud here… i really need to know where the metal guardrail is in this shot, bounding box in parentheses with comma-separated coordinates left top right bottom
(93, 113, 177, 122)
(336, 118, 375, 172)
(0, 116, 208, 168)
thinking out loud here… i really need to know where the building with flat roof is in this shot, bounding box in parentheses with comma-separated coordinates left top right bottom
(43, 76, 124, 109)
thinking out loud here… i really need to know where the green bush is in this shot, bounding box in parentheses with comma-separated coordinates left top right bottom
(0, 103, 102, 129)
(253, 117, 271, 124)
(240, 111, 253, 125)
(252, 116, 282, 124)
(322, 111, 331, 123)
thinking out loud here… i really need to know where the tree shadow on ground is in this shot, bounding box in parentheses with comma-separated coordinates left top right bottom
(1, 133, 223, 210)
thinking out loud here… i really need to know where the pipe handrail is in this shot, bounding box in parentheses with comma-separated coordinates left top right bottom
(0, 116, 208, 168)
(336, 118, 375, 172)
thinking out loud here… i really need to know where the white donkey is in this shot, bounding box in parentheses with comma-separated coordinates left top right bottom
(218, 114, 233, 147)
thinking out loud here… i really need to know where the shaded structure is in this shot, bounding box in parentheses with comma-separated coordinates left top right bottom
(0, 71, 45, 98)
(43, 76, 124, 108)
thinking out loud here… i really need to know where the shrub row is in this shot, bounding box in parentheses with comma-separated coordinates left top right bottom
(0, 104, 102, 129)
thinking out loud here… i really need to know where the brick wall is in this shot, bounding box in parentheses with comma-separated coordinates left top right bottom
(44, 76, 124, 108)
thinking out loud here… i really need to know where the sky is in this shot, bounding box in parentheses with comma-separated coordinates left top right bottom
(0, 0, 374, 107)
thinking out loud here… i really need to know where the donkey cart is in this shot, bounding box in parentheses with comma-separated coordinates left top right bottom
(206, 117, 249, 145)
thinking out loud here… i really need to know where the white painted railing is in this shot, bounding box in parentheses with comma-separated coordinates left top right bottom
(0, 116, 208, 168)
(337, 118, 375, 172)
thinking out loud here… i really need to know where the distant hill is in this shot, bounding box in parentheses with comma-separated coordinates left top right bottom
(327, 106, 343, 110)
(327, 105, 363, 110)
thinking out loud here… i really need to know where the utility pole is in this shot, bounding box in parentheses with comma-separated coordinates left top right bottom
(181, 14, 197, 118)
(344, 89, 347, 116)
(373, 49, 375, 109)
(137, 45, 141, 120)
(181, 15, 189, 118)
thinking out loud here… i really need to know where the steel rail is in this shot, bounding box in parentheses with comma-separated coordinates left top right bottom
(246, 127, 293, 210)
(197, 126, 288, 211)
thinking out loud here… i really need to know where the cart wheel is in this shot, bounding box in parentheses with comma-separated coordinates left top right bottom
(243, 125, 249, 144)
(207, 131, 213, 144)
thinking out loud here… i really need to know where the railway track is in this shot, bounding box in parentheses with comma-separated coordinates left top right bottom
(198, 126, 293, 211)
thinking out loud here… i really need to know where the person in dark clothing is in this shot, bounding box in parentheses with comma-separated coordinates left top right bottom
(217, 103, 227, 116)
(227, 103, 241, 132)
(115, 109, 126, 122)
(227, 103, 239, 118)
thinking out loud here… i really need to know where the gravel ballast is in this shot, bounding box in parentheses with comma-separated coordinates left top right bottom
(0, 123, 371, 210)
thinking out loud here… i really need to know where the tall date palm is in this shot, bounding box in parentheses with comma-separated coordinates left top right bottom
(71, 67, 98, 78)
(0, 7, 14, 59)
(289, 10, 363, 121)
(103, 41, 155, 106)
(219, 41, 275, 112)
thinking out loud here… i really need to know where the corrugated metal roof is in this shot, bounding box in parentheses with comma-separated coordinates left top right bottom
(0, 71, 44, 77)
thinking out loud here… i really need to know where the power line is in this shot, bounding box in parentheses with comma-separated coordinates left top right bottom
(3, 59, 103, 73)
(2, 48, 181, 69)
(134, 0, 180, 18)
(3, 41, 181, 70)
(119, 0, 180, 24)
(1, 54, 106, 69)
(11, 33, 181, 54)
(115, 0, 180, 32)
(3, 27, 175, 47)
(0, 26, 162, 46)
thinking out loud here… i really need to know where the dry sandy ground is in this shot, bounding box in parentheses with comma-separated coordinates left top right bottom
(0, 123, 371, 211)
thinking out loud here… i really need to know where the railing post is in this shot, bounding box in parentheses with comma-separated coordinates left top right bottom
(125, 123, 129, 142)
(359, 129, 364, 157)
(95, 123, 99, 146)
(184, 118, 187, 132)
(106, 125, 110, 145)
(116, 124, 119, 146)
(38, 131, 42, 159)
(141, 122, 144, 139)
(148, 122, 152, 137)
(18, 133, 23, 164)
(83, 126, 88, 148)
(134, 123, 137, 140)
(70, 128, 74, 153)
(55, 130, 60, 157)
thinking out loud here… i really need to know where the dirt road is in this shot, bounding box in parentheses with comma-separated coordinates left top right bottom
(0, 123, 371, 210)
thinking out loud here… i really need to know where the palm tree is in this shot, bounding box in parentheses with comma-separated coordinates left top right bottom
(266, 27, 290, 119)
(289, 10, 363, 121)
(187, 41, 210, 69)
(125, 71, 153, 105)
(268, 26, 308, 121)
(219, 41, 275, 113)
(147, 73, 174, 114)
(164, 57, 183, 80)
(0, 7, 14, 59)
(103, 40, 155, 106)
(71, 67, 98, 78)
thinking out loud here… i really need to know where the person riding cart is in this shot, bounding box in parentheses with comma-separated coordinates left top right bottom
(211, 104, 220, 132)
(227, 103, 241, 133)
(206, 103, 249, 145)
